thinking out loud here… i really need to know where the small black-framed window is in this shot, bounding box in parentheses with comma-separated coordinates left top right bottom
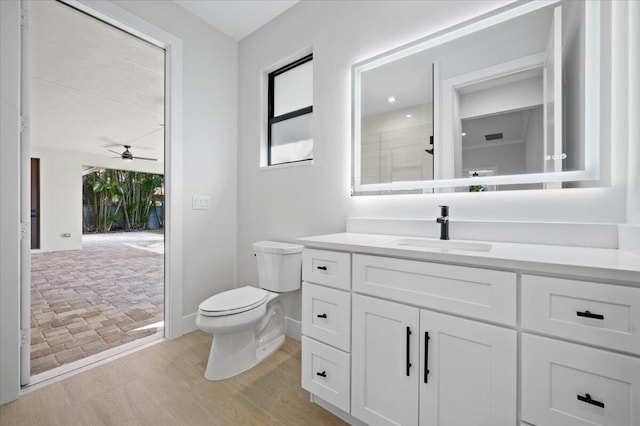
(267, 53, 313, 166)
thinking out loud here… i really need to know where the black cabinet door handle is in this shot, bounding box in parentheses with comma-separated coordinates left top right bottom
(577, 393, 604, 408)
(316, 371, 327, 378)
(406, 326, 412, 376)
(316, 313, 327, 318)
(577, 310, 604, 320)
(316, 266, 327, 271)
(424, 332, 430, 383)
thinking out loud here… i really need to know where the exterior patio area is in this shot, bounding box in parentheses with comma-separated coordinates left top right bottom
(30, 231, 164, 376)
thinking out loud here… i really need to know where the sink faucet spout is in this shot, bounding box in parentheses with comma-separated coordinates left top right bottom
(436, 205, 450, 240)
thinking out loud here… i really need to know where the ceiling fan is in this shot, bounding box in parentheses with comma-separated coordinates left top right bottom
(108, 145, 157, 162)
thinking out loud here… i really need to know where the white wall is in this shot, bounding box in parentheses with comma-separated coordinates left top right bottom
(622, 0, 640, 225)
(237, 0, 632, 324)
(462, 143, 525, 177)
(0, 0, 22, 406)
(0, 0, 238, 404)
(524, 106, 544, 173)
(111, 0, 239, 329)
(30, 147, 83, 252)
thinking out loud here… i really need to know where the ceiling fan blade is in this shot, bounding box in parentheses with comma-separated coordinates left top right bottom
(108, 149, 122, 156)
(132, 156, 158, 161)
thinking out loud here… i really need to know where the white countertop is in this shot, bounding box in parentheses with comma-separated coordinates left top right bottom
(297, 233, 640, 284)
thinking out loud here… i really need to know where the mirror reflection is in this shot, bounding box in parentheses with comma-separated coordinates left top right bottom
(354, 0, 595, 193)
(360, 58, 433, 184)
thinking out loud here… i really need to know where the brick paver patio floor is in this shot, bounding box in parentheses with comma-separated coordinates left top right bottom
(30, 231, 164, 375)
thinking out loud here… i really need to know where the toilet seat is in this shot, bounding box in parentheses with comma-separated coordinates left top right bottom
(198, 286, 269, 317)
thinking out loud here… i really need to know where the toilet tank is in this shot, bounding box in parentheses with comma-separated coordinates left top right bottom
(253, 241, 303, 292)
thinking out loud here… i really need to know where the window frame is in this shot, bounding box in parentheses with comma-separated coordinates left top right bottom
(267, 53, 313, 166)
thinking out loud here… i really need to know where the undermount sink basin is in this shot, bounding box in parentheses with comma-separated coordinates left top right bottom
(396, 238, 492, 252)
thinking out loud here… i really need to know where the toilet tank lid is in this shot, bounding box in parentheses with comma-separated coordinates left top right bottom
(253, 240, 303, 254)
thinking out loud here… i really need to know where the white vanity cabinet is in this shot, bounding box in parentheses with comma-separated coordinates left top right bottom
(351, 294, 420, 425)
(299, 241, 640, 426)
(520, 274, 640, 426)
(351, 294, 517, 426)
(301, 249, 352, 413)
(418, 309, 516, 426)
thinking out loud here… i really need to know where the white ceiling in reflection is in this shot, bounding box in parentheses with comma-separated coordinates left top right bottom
(360, 4, 553, 118)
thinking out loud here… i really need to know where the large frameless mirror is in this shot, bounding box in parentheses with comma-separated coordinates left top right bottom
(352, 0, 604, 194)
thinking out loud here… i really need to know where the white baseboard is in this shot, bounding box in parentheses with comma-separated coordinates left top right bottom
(182, 312, 198, 334)
(285, 317, 301, 340)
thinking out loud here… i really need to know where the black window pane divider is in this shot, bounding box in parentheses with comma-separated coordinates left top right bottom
(271, 106, 313, 125)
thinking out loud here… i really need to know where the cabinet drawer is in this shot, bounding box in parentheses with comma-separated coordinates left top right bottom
(301, 337, 350, 413)
(522, 334, 640, 426)
(302, 249, 351, 290)
(302, 282, 351, 351)
(522, 275, 640, 355)
(353, 254, 516, 325)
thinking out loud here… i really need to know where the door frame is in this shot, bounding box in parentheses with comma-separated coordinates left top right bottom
(19, 0, 184, 387)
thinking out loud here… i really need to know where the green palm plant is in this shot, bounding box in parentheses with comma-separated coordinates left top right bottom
(83, 168, 164, 233)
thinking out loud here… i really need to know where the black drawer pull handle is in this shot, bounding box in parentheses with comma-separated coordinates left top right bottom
(317, 313, 327, 318)
(316, 266, 327, 271)
(406, 326, 412, 376)
(577, 393, 604, 408)
(577, 310, 604, 320)
(424, 331, 430, 383)
(316, 371, 327, 378)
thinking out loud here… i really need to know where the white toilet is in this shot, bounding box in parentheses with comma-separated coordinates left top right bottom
(195, 240, 303, 380)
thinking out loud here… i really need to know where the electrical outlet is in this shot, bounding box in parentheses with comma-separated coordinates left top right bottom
(192, 195, 211, 210)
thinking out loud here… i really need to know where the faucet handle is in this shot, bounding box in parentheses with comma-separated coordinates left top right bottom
(439, 205, 449, 216)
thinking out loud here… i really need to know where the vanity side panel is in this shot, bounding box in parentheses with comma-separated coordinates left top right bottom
(352, 254, 516, 325)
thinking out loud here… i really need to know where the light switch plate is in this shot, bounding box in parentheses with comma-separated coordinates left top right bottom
(192, 195, 211, 210)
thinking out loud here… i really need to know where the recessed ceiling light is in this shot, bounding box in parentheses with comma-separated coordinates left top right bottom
(406, 114, 412, 118)
(388, 96, 396, 103)
(461, 132, 467, 136)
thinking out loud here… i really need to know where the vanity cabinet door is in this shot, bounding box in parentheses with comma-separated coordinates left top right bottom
(352, 294, 419, 426)
(419, 310, 517, 426)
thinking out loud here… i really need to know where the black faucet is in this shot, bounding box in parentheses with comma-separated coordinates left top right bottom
(436, 205, 449, 240)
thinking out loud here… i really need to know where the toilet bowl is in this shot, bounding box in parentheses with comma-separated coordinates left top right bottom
(196, 241, 302, 380)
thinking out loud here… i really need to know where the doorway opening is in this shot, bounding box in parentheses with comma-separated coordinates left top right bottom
(26, 0, 166, 382)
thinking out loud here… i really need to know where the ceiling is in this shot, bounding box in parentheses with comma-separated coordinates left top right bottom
(30, 0, 165, 164)
(173, 0, 299, 41)
(461, 106, 541, 150)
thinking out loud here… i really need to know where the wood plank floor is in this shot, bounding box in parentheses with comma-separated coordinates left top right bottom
(0, 331, 347, 426)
